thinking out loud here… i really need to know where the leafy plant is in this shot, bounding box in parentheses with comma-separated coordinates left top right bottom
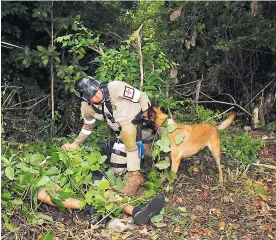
(220, 131, 261, 170)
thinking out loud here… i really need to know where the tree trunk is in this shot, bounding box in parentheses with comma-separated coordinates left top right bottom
(252, 82, 276, 128)
(50, 1, 55, 137)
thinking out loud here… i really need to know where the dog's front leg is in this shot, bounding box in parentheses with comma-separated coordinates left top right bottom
(170, 148, 182, 174)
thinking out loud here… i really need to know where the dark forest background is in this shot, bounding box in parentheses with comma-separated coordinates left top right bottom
(2, 1, 275, 142)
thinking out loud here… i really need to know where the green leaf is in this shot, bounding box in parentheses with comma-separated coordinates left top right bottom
(167, 125, 178, 133)
(149, 171, 157, 181)
(5, 166, 14, 180)
(99, 155, 107, 164)
(178, 207, 187, 212)
(166, 171, 176, 184)
(175, 132, 185, 145)
(45, 167, 59, 176)
(98, 179, 110, 190)
(145, 189, 156, 198)
(155, 160, 170, 170)
(150, 214, 163, 223)
(57, 190, 73, 200)
(156, 132, 171, 153)
(65, 169, 74, 175)
(1, 192, 11, 201)
(4, 221, 16, 231)
(37, 46, 44, 52)
(38, 232, 54, 240)
(143, 181, 155, 190)
(42, 58, 49, 66)
(72, 23, 78, 31)
(35, 212, 53, 222)
(42, 12, 48, 18)
(210, 186, 219, 191)
(36, 176, 50, 187)
(55, 57, 61, 62)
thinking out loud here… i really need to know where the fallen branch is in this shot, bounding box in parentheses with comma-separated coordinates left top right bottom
(251, 163, 276, 170)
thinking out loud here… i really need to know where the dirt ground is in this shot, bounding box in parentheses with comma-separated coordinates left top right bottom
(2, 130, 275, 240)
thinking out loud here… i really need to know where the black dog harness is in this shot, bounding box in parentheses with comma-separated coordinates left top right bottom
(90, 82, 122, 130)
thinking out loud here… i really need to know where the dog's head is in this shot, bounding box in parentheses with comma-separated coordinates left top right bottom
(144, 106, 168, 128)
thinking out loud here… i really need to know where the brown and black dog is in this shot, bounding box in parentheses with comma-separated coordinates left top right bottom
(146, 107, 236, 185)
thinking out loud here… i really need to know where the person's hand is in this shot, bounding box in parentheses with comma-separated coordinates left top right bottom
(62, 142, 78, 151)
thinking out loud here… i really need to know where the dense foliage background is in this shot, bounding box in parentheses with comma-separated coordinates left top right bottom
(2, 1, 275, 142)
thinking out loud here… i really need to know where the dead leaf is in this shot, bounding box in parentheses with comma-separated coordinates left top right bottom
(231, 223, 241, 229)
(170, 8, 182, 21)
(190, 30, 197, 47)
(199, 190, 209, 201)
(165, 184, 170, 192)
(185, 40, 191, 50)
(259, 194, 268, 201)
(251, 1, 259, 16)
(75, 220, 89, 226)
(221, 195, 234, 203)
(190, 215, 199, 221)
(209, 208, 221, 216)
(176, 197, 184, 203)
(170, 69, 178, 78)
(201, 184, 210, 190)
(260, 200, 271, 214)
(174, 226, 183, 233)
(139, 227, 150, 235)
(153, 222, 168, 228)
(121, 232, 133, 240)
(193, 167, 199, 174)
(193, 205, 204, 212)
(241, 234, 252, 240)
(190, 228, 199, 233)
(219, 221, 226, 231)
(259, 224, 273, 231)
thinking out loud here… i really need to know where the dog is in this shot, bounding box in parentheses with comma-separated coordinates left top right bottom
(146, 107, 236, 185)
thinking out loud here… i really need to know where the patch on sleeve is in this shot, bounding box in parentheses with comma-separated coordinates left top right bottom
(123, 86, 135, 99)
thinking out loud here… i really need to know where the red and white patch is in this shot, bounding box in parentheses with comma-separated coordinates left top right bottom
(123, 86, 134, 99)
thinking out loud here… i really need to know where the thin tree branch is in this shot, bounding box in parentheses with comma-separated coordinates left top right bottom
(3, 95, 50, 111)
(1, 41, 24, 49)
(244, 80, 274, 108)
(193, 100, 252, 116)
(9, 96, 46, 108)
(88, 45, 105, 56)
(174, 90, 196, 97)
(136, 24, 144, 89)
(175, 80, 198, 87)
(195, 74, 203, 117)
(203, 107, 234, 123)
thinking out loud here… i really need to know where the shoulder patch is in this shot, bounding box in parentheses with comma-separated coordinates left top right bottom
(123, 86, 134, 99)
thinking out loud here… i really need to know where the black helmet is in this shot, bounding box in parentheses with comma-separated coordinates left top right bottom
(75, 76, 100, 101)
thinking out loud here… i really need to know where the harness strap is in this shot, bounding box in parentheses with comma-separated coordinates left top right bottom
(90, 82, 122, 130)
(111, 148, 127, 157)
(110, 162, 127, 168)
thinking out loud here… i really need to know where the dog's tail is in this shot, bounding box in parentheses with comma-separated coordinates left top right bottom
(217, 112, 236, 130)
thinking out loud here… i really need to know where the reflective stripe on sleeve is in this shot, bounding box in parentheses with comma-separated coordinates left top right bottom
(84, 118, 96, 124)
(132, 90, 141, 102)
(81, 129, 92, 135)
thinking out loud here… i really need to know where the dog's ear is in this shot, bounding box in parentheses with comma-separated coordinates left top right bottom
(151, 98, 159, 108)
